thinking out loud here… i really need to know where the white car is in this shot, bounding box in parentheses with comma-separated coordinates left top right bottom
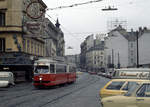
(0, 72, 15, 87)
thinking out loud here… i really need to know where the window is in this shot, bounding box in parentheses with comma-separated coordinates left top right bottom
(0, 12, 5, 26)
(23, 39, 26, 52)
(137, 84, 150, 97)
(27, 40, 30, 53)
(56, 64, 66, 73)
(122, 82, 137, 91)
(131, 42, 133, 48)
(0, 38, 5, 52)
(34, 43, 36, 55)
(69, 66, 76, 72)
(124, 82, 139, 96)
(136, 84, 147, 97)
(38, 44, 39, 55)
(34, 66, 49, 74)
(106, 81, 125, 90)
(131, 50, 133, 56)
(50, 64, 55, 73)
(131, 58, 133, 63)
(31, 41, 33, 54)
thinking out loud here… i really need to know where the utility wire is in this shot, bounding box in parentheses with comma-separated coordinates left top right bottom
(46, 0, 103, 10)
(45, 13, 80, 41)
(46, 13, 106, 39)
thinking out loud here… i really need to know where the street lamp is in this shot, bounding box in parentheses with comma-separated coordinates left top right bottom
(136, 31, 139, 68)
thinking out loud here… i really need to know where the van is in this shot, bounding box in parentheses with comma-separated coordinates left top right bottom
(112, 68, 150, 79)
(0, 72, 15, 87)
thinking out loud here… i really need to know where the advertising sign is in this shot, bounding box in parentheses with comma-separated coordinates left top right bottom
(113, 68, 150, 79)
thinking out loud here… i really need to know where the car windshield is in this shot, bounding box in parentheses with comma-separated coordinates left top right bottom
(34, 66, 49, 74)
(124, 82, 140, 96)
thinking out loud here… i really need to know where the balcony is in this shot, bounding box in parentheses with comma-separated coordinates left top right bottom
(0, 26, 22, 33)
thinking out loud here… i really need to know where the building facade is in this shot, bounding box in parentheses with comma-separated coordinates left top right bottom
(80, 34, 106, 72)
(105, 28, 129, 68)
(80, 39, 87, 70)
(106, 26, 150, 68)
(0, 0, 65, 81)
(65, 54, 80, 69)
(138, 28, 150, 67)
(86, 46, 105, 72)
(43, 18, 65, 57)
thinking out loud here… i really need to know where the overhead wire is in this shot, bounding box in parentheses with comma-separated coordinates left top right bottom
(45, 0, 139, 38)
(46, 13, 100, 36)
(45, 13, 85, 48)
(46, 0, 103, 10)
(44, 0, 139, 37)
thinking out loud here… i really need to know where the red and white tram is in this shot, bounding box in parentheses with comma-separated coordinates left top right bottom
(33, 58, 76, 88)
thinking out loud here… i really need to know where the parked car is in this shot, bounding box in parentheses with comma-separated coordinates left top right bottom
(0, 72, 15, 87)
(100, 79, 150, 98)
(101, 81, 150, 107)
(105, 72, 112, 79)
(97, 72, 103, 76)
(89, 71, 97, 75)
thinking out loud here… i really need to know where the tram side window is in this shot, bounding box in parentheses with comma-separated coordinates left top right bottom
(56, 64, 66, 73)
(69, 66, 72, 72)
(69, 66, 76, 72)
(50, 64, 55, 73)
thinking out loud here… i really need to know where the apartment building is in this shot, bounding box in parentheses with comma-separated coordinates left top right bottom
(80, 34, 106, 72)
(106, 26, 150, 68)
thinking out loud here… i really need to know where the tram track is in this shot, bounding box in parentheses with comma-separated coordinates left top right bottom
(40, 75, 100, 107)
(0, 73, 101, 107)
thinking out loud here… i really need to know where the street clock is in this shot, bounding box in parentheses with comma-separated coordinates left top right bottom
(26, 1, 45, 19)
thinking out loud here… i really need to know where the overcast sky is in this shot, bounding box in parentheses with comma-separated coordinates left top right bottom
(42, 0, 150, 55)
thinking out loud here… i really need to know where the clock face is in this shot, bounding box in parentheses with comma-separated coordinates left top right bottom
(26, 1, 45, 19)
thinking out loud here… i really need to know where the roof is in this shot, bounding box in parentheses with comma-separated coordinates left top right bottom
(109, 25, 148, 41)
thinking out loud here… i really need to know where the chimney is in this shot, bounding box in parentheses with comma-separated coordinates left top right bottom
(144, 27, 147, 31)
(139, 27, 144, 35)
(139, 27, 142, 32)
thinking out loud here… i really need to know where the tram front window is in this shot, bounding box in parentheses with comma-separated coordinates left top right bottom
(34, 66, 49, 74)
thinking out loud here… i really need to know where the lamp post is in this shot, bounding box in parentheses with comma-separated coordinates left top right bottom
(136, 31, 139, 68)
(112, 49, 114, 68)
(117, 52, 120, 69)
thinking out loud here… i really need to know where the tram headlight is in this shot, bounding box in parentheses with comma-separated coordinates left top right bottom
(39, 77, 42, 81)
